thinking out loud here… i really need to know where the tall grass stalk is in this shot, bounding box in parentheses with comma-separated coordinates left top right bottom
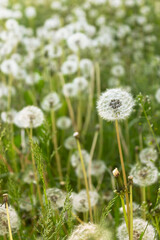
(50, 109, 63, 182)
(75, 134, 93, 222)
(59, 73, 77, 131)
(95, 63, 103, 158)
(29, 128, 43, 208)
(115, 120, 130, 233)
(88, 129, 99, 190)
(3, 194, 13, 240)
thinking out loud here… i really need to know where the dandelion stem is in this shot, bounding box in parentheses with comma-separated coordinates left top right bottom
(115, 120, 130, 233)
(59, 73, 77, 131)
(50, 109, 63, 182)
(30, 128, 43, 208)
(141, 186, 146, 220)
(76, 138, 93, 222)
(72, 212, 84, 224)
(82, 66, 95, 136)
(95, 62, 103, 159)
(142, 106, 160, 153)
(3, 195, 13, 240)
(88, 130, 99, 190)
(6, 202, 13, 240)
(120, 195, 128, 232)
(129, 177, 133, 240)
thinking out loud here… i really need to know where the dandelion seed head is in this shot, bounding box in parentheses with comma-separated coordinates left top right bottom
(97, 88, 134, 121)
(71, 150, 90, 168)
(0, 205, 20, 236)
(67, 33, 90, 52)
(72, 190, 99, 212)
(117, 218, 156, 240)
(139, 148, 158, 164)
(41, 92, 61, 112)
(111, 65, 125, 77)
(14, 106, 44, 128)
(1, 109, 17, 124)
(64, 136, 77, 150)
(79, 58, 93, 77)
(22, 166, 37, 184)
(119, 202, 140, 216)
(25, 6, 36, 18)
(155, 88, 160, 103)
(63, 83, 78, 97)
(90, 160, 106, 177)
(129, 163, 158, 187)
(45, 188, 67, 210)
(73, 77, 88, 92)
(19, 196, 36, 212)
(56, 116, 72, 129)
(68, 223, 113, 240)
(61, 60, 78, 75)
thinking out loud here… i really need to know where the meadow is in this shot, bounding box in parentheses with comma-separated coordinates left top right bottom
(0, 0, 160, 239)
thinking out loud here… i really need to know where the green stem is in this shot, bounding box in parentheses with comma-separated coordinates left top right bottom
(76, 139, 93, 222)
(50, 109, 63, 182)
(130, 184, 133, 240)
(120, 195, 128, 232)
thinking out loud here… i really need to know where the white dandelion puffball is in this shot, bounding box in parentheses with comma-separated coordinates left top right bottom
(97, 88, 134, 121)
(111, 65, 125, 77)
(64, 136, 77, 150)
(155, 88, 160, 103)
(61, 60, 78, 75)
(41, 92, 61, 112)
(139, 148, 158, 164)
(14, 106, 44, 128)
(129, 163, 158, 187)
(0, 205, 20, 236)
(67, 223, 113, 240)
(71, 150, 90, 168)
(1, 109, 17, 124)
(67, 33, 90, 52)
(72, 190, 99, 212)
(62, 83, 78, 97)
(25, 6, 36, 18)
(45, 188, 67, 210)
(117, 218, 156, 240)
(119, 202, 140, 216)
(73, 77, 88, 92)
(91, 160, 107, 177)
(56, 116, 72, 129)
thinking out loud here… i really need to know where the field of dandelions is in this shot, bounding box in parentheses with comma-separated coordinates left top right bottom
(0, 0, 160, 239)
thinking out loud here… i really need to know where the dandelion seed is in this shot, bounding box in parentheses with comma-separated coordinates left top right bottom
(97, 88, 134, 121)
(129, 163, 158, 187)
(117, 218, 156, 240)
